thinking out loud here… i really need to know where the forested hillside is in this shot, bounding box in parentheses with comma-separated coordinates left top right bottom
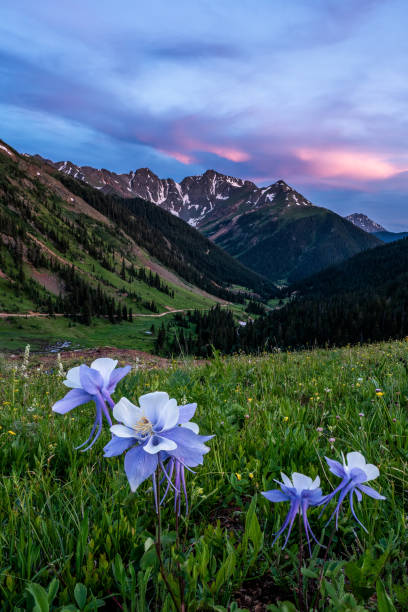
(156, 238, 408, 355)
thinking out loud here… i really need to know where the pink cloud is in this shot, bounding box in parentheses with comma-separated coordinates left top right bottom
(295, 147, 406, 181)
(161, 150, 195, 164)
(203, 145, 250, 162)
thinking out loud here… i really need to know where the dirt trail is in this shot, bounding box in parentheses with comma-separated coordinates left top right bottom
(0, 306, 226, 319)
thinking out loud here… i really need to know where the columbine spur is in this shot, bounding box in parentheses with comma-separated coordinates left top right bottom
(103, 392, 213, 510)
(52, 358, 131, 450)
(262, 472, 325, 554)
(322, 451, 385, 531)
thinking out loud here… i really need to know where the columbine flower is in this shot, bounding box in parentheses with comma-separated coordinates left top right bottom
(262, 472, 325, 554)
(322, 451, 385, 531)
(103, 392, 213, 512)
(52, 358, 131, 450)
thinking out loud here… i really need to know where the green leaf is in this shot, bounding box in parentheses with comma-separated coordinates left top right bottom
(26, 583, 50, 612)
(301, 567, 319, 579)
(47, 578, 59, 605)
(215, 549, 236, 592)
(376, 580, 397, 612)
(243, 496, 263, 556)
(74, 583, 87, 609)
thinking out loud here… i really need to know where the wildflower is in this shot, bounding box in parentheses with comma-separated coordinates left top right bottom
(8, 430, 16, 435)
(316, 427, 323, 433)
(104, 392, 213, 513)
(245, 414, 250, 419)
(248, 398, 253, 402)
(376, 391, 384, 397)
(329, 437, 336, 443)
(249, 472, 254, 479)
(56, 353, 65, 377)
(283, 416, 289, 422)
(197, 487, 204, 495)
(52, 358, 131, 450)
(322, 452, 385, 531)
(236, 473, 242, 480)
(359, 413, 364, 417)
(262, 472, 324, 554)
(20, 344, 30, 377)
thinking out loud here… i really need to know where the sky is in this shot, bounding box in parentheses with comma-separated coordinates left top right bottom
(1, 0, 408, 230)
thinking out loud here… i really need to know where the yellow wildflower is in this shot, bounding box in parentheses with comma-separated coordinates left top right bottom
(8, 430, 16, 435)
(235, 473, 242, 481)
(249, 473, 254, 479)
(283, 416, 289, 422)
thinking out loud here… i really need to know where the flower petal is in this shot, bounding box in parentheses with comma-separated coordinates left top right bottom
(163, 426, 213, 466)
(325, 457, 346, 478)
(63, 366, 82, 388)
(262, 489, 289, 503)
(79, 365, 104, 395)
(110, 424, 137, 438)
(91, 358, 118, 384)
(291, 472, 313, 493)
(113, 397, 143, 428)
(104, 435, 135, 457)
(124, 445, 158, 492)
(154, 398, 179, 432)
(178, 403, 197, 423)
(357, 484, 386, 500)
(107, 366, 131, 393)
(181, 422, 199, 434)
(346, 452, 366, 471)
(139, 391, 169, 424)
(143, 434, 177, 454)
(52, 388, 91, 414)
(363, 463, 380, 481)
(281, 473, 293, 488)
(311, 476, 320, 489)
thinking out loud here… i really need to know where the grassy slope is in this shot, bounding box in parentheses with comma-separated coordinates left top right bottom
(0, 341, 406, 609)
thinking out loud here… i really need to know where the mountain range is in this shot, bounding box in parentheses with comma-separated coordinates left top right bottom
(37, 155, 382, 283)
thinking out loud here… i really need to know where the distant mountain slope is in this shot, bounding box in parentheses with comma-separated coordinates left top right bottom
(373, 230, 408, 243)
(200, 184, 381, 283)
(345, 214, 408, 245)
(0, 139, 275, 324)
(345, 213, 386, 233)
(294, 236, 408, 298)
(41, 155, 382, 283)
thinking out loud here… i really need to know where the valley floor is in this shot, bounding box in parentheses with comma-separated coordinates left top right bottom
(0, 340, 406, 609)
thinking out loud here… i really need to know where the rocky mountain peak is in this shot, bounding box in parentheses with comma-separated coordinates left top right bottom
(345, 213, 386, 233)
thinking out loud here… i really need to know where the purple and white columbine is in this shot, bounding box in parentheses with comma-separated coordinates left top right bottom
(262, 472, 325, 554)
(52, 358, 131, 450)
(322, 451, 385, 531)
(103, 391, 213, 511)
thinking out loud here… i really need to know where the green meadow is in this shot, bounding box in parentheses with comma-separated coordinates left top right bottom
(0, 341, 407, 610)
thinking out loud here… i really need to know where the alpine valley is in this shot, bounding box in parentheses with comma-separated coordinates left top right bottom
(0, 139, 273, 352)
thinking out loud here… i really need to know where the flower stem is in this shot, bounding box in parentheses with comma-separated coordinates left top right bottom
(298, 513, 305, 612)
(154, 469, 181, 612)
(175, 510, 186, 612)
